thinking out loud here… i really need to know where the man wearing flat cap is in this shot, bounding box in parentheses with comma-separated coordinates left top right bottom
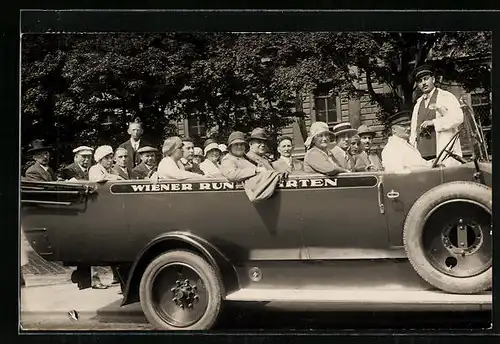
(272, 136, 303, 173)
(24, 139, 57, 182)
(245, 128, 275, 170)
(220, 131, 268, 182)
(409, 64, 463, 167)
(382, 111, 433, 171)
(58, 146, 94, 181)
(330, 122, 358, 171)
(119, 118, 152, 170)
(131, 146, 158, 179)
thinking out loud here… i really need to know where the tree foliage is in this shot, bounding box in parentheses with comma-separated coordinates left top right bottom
(21, 31, 491, 168)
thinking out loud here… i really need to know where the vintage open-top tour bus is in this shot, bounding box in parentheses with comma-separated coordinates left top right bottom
(21, 104, 492, 330)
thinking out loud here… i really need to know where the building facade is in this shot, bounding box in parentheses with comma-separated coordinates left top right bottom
(175, 66, 491, 160)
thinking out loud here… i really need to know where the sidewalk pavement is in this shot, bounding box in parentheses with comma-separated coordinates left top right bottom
(20, 283, 146, 327)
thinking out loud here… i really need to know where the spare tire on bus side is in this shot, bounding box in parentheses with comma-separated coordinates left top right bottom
(403, 181, 492, 294)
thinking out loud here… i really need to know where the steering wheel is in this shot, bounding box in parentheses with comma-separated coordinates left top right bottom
(431, 131, 466, 168)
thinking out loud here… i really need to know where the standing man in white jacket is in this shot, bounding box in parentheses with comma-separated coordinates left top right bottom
(409, 64, 464, 167)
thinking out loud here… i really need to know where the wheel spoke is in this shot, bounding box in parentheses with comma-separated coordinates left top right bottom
(456, 221, 468, 250)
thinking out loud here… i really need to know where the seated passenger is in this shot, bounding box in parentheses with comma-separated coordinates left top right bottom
(218, 144, 229, 161)
(193, 147, 204, 166)
(179, 138, 204, 175)
(303, 122, 348, 176)
(157, 137, 202, 180)
(272, 136, 304, 173)
(330, 122, 358, 170)
(131, 146, 158, 179)
(245, 128, 275, 170)
(200, 143, 224, 178)
(89, 145, 125, 182)
(347, 135, 363, 171)
(356, 125, 383, 171)
(220, 131, 267, 182)
(382, 111, 433, 171)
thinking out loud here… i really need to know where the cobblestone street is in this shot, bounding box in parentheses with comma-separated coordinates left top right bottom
(21, 238, 108, 283)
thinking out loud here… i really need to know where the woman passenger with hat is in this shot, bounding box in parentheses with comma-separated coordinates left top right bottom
(200, 142, 224, 178)
(24, 139, 57, 182)
(354, 125, 383, 171)
(89, 145, 125, 182)
(156, 136, 203, 180)
(220, 131, 268, 182)
(303, 122, 348, 175)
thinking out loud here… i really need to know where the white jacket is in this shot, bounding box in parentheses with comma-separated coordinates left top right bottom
(199, 159, 223, 178)
(382, 136, 432, 172)
(157, 157, 201, 180)
(409, 87, 463, 167)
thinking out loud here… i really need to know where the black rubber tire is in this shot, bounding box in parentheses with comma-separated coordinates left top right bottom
(403, 181, 492, 294)
(139, 250, 223, 330)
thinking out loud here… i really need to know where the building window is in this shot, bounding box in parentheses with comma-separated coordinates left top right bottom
(187, 115, 207, 138)
(314, 92, 339, 124)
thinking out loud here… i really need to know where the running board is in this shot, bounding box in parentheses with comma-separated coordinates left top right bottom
(225, 288, 492, 311)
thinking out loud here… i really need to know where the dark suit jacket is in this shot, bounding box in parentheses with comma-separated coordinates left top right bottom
(111, 165, 132, 180)
(131, 162, 156, 180)
(119, 139, 152, 170)
(59, 162, 89, 180)
(25, 162, 57, 182)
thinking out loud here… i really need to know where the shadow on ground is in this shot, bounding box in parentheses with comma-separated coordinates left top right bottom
(85, 299, 491, 331)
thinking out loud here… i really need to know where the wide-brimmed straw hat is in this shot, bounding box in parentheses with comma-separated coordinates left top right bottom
(304, 121, 334, 149)
(94, 145, 114, 162)
(27, 139, 53, 153)
(227, 131, 247, 147)
(331, 122, 358, 137)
